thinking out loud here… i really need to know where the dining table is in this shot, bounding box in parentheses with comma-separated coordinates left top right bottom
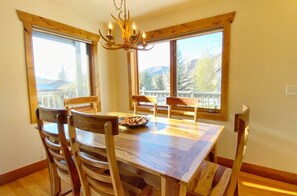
(44, 112, 224, 196)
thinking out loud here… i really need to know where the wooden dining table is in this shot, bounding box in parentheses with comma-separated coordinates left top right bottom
(44, 112, 224, 196)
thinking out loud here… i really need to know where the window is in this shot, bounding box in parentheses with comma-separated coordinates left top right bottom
(130, 12, 235, 121)
(138, 42, 170, 105)
(17, 10, 100, 123)
(33, 31, 91, 108)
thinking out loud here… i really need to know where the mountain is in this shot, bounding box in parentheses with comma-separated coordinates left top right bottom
(140, 66, 169, 76)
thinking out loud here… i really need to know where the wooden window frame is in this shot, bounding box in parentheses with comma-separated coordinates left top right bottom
(128, 12, 235, 121)
(17, 10, 101, 123)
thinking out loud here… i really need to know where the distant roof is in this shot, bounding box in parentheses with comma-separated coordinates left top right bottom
(51, 80, 69, 89)
(36, 77, 70, 91)
(37, 84, 55, 91)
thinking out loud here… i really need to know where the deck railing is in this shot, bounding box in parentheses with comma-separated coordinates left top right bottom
(140, 88, 221, 109)
(37, 90, 77, 108)
(37, 89, 221, 109)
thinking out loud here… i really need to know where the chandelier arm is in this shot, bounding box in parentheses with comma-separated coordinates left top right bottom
(99, 30, 113, 43)
(113, 43, 127, 47)
(127, 45, 140, 50)
(127, 10, 131, 31)
(102, 43, 123, 50)
(117, 12, 125, 26)
(136, 45, 154, 51)
(132, 33, 141, 45)
(112, 13, 125, 33)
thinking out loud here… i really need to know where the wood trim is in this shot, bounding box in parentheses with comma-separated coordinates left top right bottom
(127, 52, 133, 110)
(17, 10, 99, 42)
(90, 41, 101, 112)
(134, 52, 140, 95)
(217, 156, 297, 186)
(16, 10, 101, 123)
(0, 159, 48, 186)
(146, 12, 235, 43)
(220, 22, 231, 121)
(22, 22, 39, 124)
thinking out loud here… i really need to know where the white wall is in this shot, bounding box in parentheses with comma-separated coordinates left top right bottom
(0, 0, 117, 174)
(115, 0, 297, 174)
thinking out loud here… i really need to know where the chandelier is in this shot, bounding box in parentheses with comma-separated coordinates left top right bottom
(99, 0, 152, 52)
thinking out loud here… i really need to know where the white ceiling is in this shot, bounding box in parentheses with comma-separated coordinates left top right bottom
(46, 0, 204, 23)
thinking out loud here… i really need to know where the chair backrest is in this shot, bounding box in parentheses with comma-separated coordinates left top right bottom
(36, 107, 80, 195)
(64, 96, 99, 115)
(132, 95, 157, 116)
(68, 110, 126, 196)
(227, 104, 250, 195)
(166, 97, 198, 121)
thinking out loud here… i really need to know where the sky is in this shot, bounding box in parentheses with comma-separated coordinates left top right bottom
(137, 31, 222, 72)
(32, 32, 89, 82)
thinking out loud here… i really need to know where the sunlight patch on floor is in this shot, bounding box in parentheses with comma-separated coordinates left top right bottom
(241, 181, 297, 195)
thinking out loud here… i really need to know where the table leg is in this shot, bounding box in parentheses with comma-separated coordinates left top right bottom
(161, 176, 186, 196)
(212, 144, 218, 163)
(208, 144, 218, 163)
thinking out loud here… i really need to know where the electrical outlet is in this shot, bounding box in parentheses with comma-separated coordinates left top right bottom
(286, 85, 297, 96)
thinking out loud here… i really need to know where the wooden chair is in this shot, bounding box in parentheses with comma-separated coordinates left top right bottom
(132, 95, 158, 116)
(166, 97, 219, 163)
(187, 105, 250, 196)
(36, 107, 80, 196)
(64, 96, 99, 114)
(68, 110, 153, 196)
(166, 97, 198, 122)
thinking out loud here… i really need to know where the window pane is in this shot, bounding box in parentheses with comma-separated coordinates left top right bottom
(176, 32, 222, 109)
(138, 42, 170, 105)
(32, 31, 90, 108)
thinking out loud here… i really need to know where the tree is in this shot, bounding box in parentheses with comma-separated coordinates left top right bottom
(152, 74, 165, 90)
(194, 57, 217, 92)
(139, 70, 153, 90)
(58, 65, 67, 81)
(176, 49, 194, 91)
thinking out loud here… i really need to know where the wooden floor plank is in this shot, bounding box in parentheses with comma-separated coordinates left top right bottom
(0, 169, 297, 196)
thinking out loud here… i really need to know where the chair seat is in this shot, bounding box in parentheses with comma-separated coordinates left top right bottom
(87, 166, 152, 196)
(79, 147, 152, 195)
(187, 160, 232, 196)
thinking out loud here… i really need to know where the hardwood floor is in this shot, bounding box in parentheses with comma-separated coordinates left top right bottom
(1, 169, 297, 195)
(238, 172, 297, 196)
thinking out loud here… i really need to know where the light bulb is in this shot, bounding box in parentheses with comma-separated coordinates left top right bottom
(108, 22, 113, 30)
(132, 22, 136, 30)
(142, 31, 146, 39)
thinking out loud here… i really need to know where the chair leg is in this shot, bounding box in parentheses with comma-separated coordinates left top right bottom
(48, 162, 61, 196)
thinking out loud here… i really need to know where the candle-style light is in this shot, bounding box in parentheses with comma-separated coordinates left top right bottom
(142, 31, 146, 45)
(132, 22, 136, 36)
(107, 22, 113, 36)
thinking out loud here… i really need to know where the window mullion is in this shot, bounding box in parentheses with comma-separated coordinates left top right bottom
(170, 41, 177, 97)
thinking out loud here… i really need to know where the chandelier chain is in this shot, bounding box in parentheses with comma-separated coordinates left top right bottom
(113, 0, 127, 19)
(113, 0, 123, 11)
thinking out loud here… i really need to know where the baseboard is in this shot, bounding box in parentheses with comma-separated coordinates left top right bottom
(217, 156, 297, 186)
(0, 159, 47, 186)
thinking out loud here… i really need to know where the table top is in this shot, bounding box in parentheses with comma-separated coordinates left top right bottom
(44, 112, 224, 184)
